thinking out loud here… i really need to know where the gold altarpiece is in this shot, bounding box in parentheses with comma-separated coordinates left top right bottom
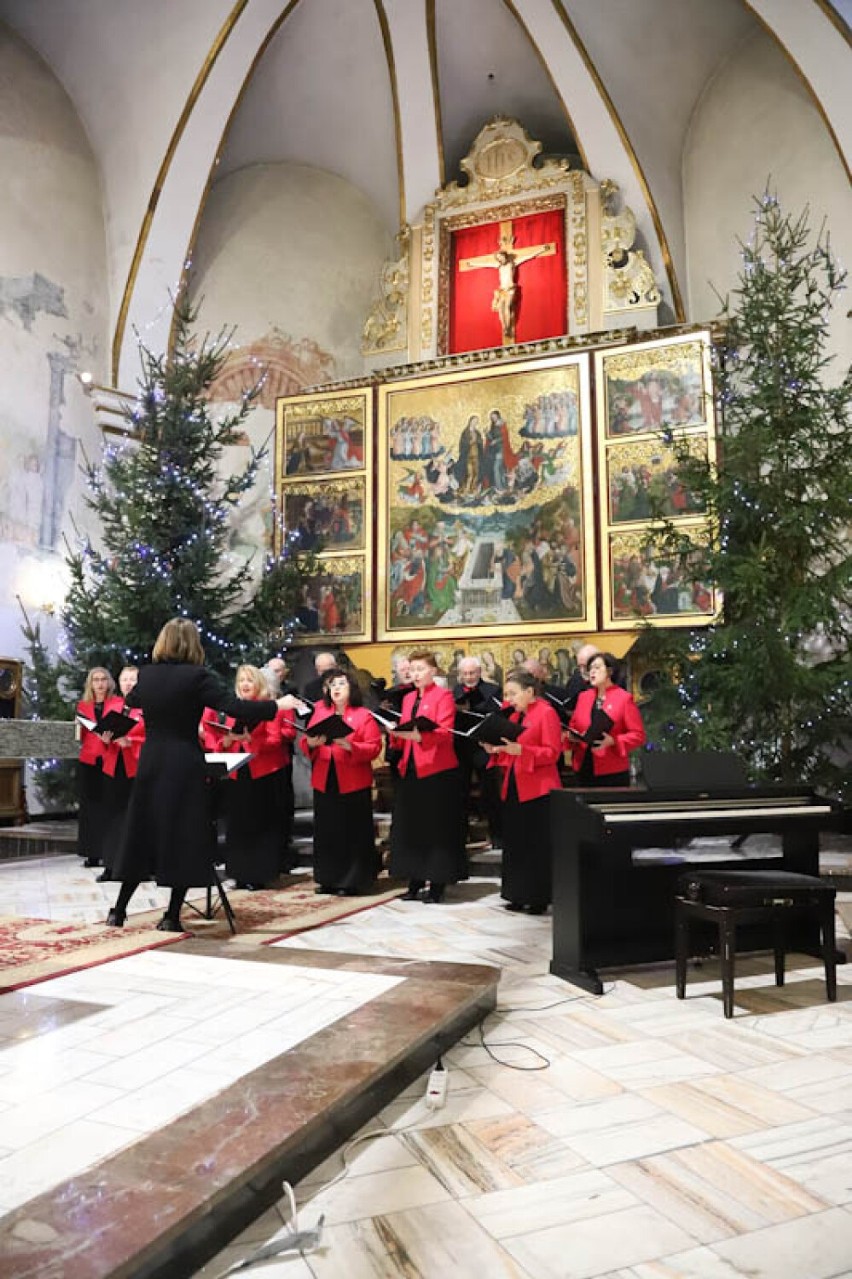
(361, 118, 661, 366)
(276, 122, 717, 685)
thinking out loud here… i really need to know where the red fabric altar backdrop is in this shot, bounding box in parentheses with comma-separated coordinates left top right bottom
(448, 209, 567, 355)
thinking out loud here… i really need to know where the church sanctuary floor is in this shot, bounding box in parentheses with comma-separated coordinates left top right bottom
(1, 857, 852, 1279)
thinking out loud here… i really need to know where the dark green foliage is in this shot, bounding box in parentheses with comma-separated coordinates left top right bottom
(22, 298, 310, 807)
(636, 194, 851, 798)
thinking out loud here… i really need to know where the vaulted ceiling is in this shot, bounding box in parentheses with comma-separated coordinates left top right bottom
(0, 0, 848, 384)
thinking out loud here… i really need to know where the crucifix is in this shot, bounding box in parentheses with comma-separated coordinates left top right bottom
(458, 220, 557, 345)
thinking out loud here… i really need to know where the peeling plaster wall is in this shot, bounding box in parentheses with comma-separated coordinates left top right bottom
(0, 24, 108, 659)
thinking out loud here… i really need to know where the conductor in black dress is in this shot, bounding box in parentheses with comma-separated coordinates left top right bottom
(107, 618, 300, 932)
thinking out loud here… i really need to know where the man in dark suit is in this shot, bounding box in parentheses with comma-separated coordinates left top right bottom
(560, 644, 601, 714)
(453, 655, 503, 849)
(302, 650, 338, 703)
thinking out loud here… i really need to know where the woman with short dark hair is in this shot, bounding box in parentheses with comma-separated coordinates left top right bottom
(567, 651, 645, 786)
(483, 667, 562, 914)
(388, 650, 467, 903)
(302, 668, 382, 896)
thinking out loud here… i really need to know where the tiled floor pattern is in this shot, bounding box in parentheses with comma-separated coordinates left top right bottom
(1, 853, 852, 1277)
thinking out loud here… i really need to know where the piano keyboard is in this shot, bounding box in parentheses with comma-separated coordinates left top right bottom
(604, 805, 835, 823)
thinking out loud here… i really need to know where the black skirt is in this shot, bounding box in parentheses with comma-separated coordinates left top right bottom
(115, 739, 217, 888)
(501, 772, 552, 909)
(78, 760, 109, 863)
(224, 768, 287, 887)
(102, 754, 134, 874)
(389, 763, 468, 885)
(313, 763, 380, 893)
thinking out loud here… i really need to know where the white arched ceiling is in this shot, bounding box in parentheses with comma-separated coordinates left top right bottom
(746, 0, 851, 179)
(218, 0, 399, 229)
(0, 0, 243, 376)
(381, 0, 442, 223)
(510, 0, 683, 319)
(434, 0, 581, 183)
(561, 0, 757, 324)
(1, 0, 848, 383)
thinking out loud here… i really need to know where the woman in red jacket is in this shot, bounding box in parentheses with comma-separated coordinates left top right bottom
(99, 665, 146, 882)
(215, 665, 296, 890)
(77, 666, 117, 869)
(302, 668, 382, 895)
(388, 650, 467, 903)
(568, 651, 645, 786)
(484, 667, 563, 914)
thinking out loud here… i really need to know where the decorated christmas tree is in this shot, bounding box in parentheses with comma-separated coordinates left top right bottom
(637, 193, 851, 798)
(21, 299, 307, 805)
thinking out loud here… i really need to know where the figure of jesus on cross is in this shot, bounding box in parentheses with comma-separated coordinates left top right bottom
(458, 220, 556, 345)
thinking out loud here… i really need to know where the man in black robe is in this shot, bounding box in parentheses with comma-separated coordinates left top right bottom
(453, 656, 503, 849)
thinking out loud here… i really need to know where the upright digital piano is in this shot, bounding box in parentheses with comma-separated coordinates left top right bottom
(550, 782, 847, 994)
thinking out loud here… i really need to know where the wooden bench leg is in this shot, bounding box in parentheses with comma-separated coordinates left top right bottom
(720, 913, 736, 1019)
(675, 902, 689, 1000)
(821, 896, 837, 1002)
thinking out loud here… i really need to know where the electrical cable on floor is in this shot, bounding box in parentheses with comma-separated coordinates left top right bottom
(217, 1100, 436, 1275)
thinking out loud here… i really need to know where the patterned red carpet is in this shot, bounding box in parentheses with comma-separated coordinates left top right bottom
(0, 875, 404, 993)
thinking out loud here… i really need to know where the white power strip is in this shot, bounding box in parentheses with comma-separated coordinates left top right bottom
(425, 1062, 448, 1109)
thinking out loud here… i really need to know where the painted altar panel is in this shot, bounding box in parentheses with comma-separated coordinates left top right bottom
(595, 331, 719, 629)
(377, 353, 595, 642)
(276, 386, 373, 643)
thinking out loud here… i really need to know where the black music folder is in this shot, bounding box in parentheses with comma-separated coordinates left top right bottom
(471, 712, 527, 746)
(394, 714, 440, 734)
(77, 710, 138, 738)
(566, 707, 613, 746)
(295, 715, 354, 742)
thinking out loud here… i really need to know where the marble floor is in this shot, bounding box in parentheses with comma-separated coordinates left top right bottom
(2, 852, 852, 1278)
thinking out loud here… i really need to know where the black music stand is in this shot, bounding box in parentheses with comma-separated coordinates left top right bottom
(192, 751, 254, 934)
(182, 864, 237, 934)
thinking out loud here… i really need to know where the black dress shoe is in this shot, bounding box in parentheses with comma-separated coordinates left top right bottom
(525, 905, 547, 916)
(400, 888, 423, 901)
(503, 902, 525, 913)
(422, 888, 445, 904)
(334, 889, 348, 897)
(106, 908, 125, 927)
(156, 916, 184, 932)
(83, 857, 100, 868)
(314, 885, 334, 895)
(95, 870, 113, 883)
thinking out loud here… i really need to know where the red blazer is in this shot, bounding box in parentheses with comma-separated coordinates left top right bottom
(76, 700, 118, 770)
(569, 685, 646, 778)
(300, 704, 381, 794)
(201, 705, 295, 779)
(389, 683, 458, 778)
(488, 697, 563, 802)
(100, 695, 145, 778)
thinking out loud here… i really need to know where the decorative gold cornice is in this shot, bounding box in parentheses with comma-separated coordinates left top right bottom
(501, 0, 590, 172)
(300, 325, 636, 394)
(111, 0, 250, 383)
(169, 0, 305, 358)
(373, 0, 407, 229)
(742, 1, 851, 184)
(550, 0, 685, 323)
(425, 0, 446, 187)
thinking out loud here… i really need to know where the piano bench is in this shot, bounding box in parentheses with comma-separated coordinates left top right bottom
(675, 870, 837, 1019)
